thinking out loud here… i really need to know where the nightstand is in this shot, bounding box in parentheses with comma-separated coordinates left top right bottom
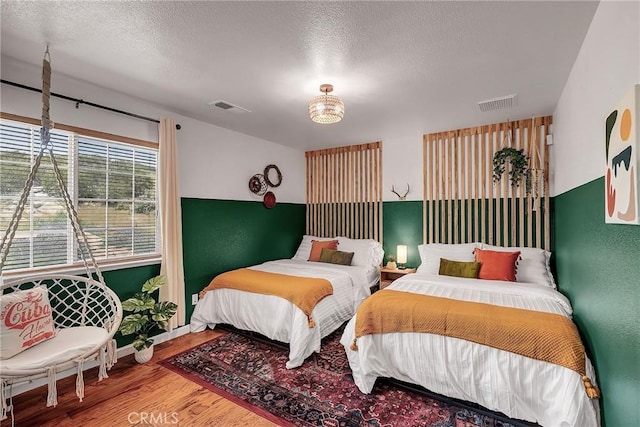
(379, 267, 416, 290)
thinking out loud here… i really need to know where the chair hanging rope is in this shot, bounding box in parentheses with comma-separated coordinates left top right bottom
(1, 48, 122, 421)
(0, 47, 104, 284)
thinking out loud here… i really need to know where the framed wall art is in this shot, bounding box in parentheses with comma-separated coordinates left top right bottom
(605, 84, 639, 225)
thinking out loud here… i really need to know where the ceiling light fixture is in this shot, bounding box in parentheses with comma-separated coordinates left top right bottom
(309, 84, 344, 124)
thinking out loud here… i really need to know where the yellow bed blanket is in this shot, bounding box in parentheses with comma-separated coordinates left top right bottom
(350, 289, 599, 398)
(199, 268, 333, 328)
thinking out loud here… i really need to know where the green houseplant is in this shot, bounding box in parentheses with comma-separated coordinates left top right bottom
(119, 275, 177, 363)
(492, 147, 532, 194)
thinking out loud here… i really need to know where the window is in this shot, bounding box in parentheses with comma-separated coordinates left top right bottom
(0, 118, 159, 272)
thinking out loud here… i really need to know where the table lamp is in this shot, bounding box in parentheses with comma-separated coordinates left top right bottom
(397, 245, 407, 269)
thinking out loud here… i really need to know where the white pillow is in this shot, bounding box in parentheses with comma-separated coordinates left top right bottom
(0, 286, 56, 359)
(292, 235, 337, 261)
(481, 244, 556, 288)
(336, 237, 384, 267)
(417, 243, 481, 274)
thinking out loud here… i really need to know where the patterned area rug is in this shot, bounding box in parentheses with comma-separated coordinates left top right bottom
(160, 328, 518, 427)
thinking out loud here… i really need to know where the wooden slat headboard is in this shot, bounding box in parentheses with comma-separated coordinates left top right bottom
(423, 117, 551, 249)
(305, 142, 382, 242)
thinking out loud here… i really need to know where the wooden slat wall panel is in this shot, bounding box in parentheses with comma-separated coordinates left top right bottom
(543, 116, 551, 250)
(422, 117, 552, 249)
(305, 142, 382, 242)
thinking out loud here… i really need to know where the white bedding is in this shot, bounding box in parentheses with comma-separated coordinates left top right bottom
(191, 259, 376, 368)
(340, 273, 600, 427)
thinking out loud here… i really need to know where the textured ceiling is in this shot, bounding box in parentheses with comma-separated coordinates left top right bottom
(0, 1, 599, 150)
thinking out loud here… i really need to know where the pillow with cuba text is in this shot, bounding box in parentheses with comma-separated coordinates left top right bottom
(0, 286, 56, 359)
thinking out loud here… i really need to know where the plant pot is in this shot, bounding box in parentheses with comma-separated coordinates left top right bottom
(134, 345, 154, 364)
(386, 261, 397, 270)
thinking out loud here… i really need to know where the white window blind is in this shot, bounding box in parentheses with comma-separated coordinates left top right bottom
(0, 118, 159, 271)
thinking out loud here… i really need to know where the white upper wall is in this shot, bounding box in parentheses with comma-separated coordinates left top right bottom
(176, 114, 304, 203)
(552, 1, 640, 196)
(0, 57, 306, 203)
(383, 134, 423, 202)
(8, 1, 636, 206)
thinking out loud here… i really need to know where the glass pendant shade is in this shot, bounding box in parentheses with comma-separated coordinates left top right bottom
(309, 84, 344, 124)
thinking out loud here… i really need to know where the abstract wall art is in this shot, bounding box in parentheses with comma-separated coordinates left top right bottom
(605, 84, 639, 225)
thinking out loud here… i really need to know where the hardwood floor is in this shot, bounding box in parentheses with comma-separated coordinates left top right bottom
(1, 330, 278, 427)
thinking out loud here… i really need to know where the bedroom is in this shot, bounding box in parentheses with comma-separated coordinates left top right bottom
(0, 1, 638, 426)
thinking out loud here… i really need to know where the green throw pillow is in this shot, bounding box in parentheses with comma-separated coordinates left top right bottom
(438, 258, 481, 279)
(319, 248, 354, 266)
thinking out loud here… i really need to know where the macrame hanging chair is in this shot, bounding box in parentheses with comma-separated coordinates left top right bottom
(0, 48, 123, 421)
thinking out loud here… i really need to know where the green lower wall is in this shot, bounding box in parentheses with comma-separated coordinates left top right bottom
(181, 198, 306, 321)
(382, 199, 550, 268)
(94, 198, 305, 347)
(109, 192, 639, 427)
(383, 201, 423, 268)
(554, 177, 640, 427)
(102, 263, 161, 347)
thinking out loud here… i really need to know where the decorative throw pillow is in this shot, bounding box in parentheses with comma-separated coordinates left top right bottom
(438, 258, 481, 279)
(0, 286, 56, 360)
(481, 244, 556, 288)
(475, 248, 521, 282)
(308, 239, 338, 262)
(292, 235, 337, 261)
(319, 248, 354, 266)
(417, 243, 481, 274)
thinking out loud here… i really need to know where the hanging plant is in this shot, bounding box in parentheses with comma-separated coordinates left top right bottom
(492, 147, 532, 194)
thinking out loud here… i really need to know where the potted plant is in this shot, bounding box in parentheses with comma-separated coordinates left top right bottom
(119, 275, 178, 363)
(386, 255, 397, 270)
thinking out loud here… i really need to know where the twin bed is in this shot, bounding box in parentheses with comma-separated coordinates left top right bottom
(190, 238, 600, 426)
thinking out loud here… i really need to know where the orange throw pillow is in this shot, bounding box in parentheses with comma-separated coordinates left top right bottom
(308, 240, 338, 262)
(475, 248, 521, 282)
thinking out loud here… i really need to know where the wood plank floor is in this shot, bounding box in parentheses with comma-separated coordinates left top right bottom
(1, 330, 278, 427)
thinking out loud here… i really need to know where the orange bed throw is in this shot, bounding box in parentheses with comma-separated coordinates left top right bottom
(200, 268, 333, 328)
(350, 290, 599, 399)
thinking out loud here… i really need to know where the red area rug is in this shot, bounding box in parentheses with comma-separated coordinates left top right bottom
(160, 328, 518, 427)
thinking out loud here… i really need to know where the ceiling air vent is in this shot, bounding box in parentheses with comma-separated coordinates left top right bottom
(477, 93, 518, 112)
(208, 100, 251, 114)
(213, 101, 234, 109)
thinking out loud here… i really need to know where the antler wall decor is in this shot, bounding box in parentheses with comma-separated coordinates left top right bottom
(391, 184, 410, 200)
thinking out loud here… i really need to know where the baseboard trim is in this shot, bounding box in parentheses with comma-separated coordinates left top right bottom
(8, 325, 191, 397)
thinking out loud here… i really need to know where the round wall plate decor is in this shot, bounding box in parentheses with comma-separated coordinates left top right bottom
(249, 174, 267, 195)
(263, 191, 276, 209)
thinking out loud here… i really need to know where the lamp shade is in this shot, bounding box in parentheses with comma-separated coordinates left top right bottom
(397, 245, 408, 264)
(309, 84, 344, 124)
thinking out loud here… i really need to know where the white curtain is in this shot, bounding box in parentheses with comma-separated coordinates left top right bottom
(159, 118, 185, 328)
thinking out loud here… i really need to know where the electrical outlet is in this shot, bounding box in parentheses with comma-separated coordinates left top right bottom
(191, 293, 199, 305)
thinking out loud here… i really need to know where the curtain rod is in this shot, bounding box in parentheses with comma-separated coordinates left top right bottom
(1, 79, 181, 130)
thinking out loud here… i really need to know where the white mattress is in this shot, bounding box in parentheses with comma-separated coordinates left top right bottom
(340, 273, 601, 427)
(190, 259, 376, 368)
